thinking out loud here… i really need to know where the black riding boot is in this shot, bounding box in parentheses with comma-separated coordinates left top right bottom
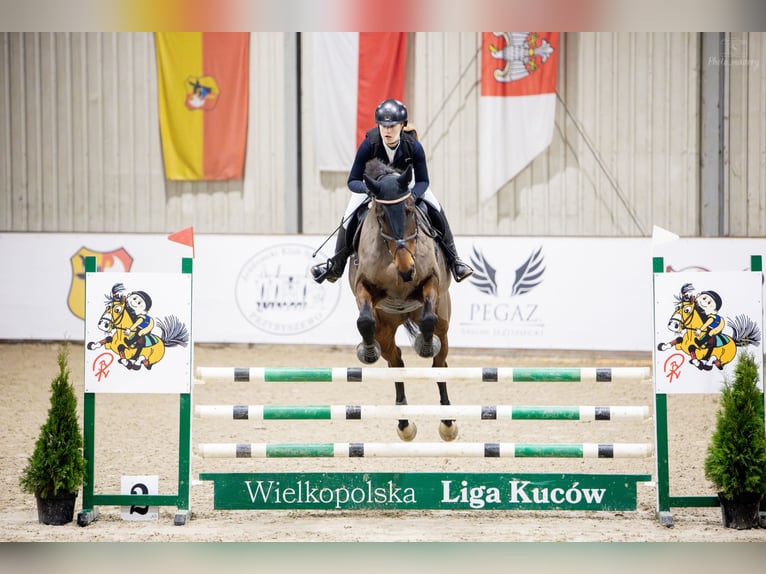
(311, 227, 352, 284)
(427, 206, 474, 283)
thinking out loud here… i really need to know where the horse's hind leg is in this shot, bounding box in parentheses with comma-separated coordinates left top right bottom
(413, 278, 442, 358)
(395, 381, 417, 441)
(433, 309, 457, 441)
(379, 323, 417, 442)
(436, 380, 458, 441)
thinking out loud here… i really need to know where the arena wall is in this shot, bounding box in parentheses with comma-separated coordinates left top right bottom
(1, 32, 764, 237)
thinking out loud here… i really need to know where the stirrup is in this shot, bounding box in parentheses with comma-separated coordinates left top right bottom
(311, 261, 343, 284)
(451, 260, 474, 283)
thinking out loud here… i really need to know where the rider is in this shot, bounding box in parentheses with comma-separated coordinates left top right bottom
(310, 98, 474, 284)
(695, 290, 725, 351)
(124, 290, 155, 358)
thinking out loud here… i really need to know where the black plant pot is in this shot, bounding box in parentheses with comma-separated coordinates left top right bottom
(35, 492, 77, 525)
(718, 492, 763, 530)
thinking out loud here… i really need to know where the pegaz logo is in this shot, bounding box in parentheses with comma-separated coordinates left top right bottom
(235, 244, 341, 335)
(463, 244, 546, 338)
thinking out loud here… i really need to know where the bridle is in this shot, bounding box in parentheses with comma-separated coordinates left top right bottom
(374, 191, 419, 259)
(98, 297, 125, 332)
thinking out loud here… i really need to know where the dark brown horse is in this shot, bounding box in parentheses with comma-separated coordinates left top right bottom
(348, 159, 457, 442)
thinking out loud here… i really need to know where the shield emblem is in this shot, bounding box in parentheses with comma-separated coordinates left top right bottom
(68, 247, 134, 319)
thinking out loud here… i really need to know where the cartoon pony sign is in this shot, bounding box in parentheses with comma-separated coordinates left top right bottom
(84, 272, 191, 394)
(653, 271, 763, 394)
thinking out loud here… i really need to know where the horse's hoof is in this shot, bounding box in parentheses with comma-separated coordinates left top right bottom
(397, 422, 417, 442)
(356, 342, 380, 364)
(413, 334, 441, 358)
(439, 421, 458, 442)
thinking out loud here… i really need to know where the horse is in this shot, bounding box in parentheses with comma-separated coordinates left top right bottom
(87, 283, 189, 370)
(348, 158, 457, 442)
(657, 286, 760, 370)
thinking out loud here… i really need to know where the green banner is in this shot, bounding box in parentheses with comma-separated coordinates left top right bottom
(199, 472, 651, 511)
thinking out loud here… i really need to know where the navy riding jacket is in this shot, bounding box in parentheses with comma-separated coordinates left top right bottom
(347, 128, 430, 199)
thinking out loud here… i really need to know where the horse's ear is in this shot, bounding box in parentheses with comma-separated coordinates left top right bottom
(363, 175, 380, 195)
(398, 165, 413, 188)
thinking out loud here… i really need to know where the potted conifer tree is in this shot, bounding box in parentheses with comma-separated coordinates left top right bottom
(19, 347, 86, 525)
(704, 350, 766, 529)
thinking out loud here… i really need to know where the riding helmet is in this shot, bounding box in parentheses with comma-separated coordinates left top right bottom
(375, 99, 408, 126)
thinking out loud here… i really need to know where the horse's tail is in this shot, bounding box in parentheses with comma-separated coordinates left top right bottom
(728, 314, 762, 347)
(156, 315, 190, 348)
(403, 320, 420, 341)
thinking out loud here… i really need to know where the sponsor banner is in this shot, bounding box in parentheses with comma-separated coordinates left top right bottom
(200, 472, 652, 511)
(1, 232, 765, 352)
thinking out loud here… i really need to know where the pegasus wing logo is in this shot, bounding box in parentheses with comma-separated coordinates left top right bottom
(469, 246, 545, 297)
(511, 246, 545, 295)
(468, 246, 498, 295)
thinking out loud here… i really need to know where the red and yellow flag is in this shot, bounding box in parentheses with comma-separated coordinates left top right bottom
(155, 32, 249, 180)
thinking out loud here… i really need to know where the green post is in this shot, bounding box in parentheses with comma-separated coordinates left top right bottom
(653, 257, 671, 524)
(175, 257, 193, 524)
(79, 259, 97, 522)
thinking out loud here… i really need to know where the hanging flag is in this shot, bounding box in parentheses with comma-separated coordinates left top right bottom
(479, 32, 559, 202)
(314, 33, 407, 172)
(155, 33, 249, 180)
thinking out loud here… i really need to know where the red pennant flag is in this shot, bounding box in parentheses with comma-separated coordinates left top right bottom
(168, 226, 195, 258)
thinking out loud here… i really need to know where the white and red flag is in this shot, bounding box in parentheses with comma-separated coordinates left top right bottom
(479, 32, 559, 202)
(314, 33, 407, 172)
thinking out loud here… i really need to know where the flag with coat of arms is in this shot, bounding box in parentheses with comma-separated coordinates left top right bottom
(479, 32, 559, 202)
(155, 32, 250, 180)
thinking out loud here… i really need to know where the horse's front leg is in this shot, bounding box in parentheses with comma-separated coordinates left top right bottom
(86, 335, 112, 351)
(354, 284, 380, 364)
(657, 336, 683, 352)
(413, 277, 442, 358)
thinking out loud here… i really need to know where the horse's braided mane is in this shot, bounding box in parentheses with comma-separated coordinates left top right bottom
(364, 158, 398, 181)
